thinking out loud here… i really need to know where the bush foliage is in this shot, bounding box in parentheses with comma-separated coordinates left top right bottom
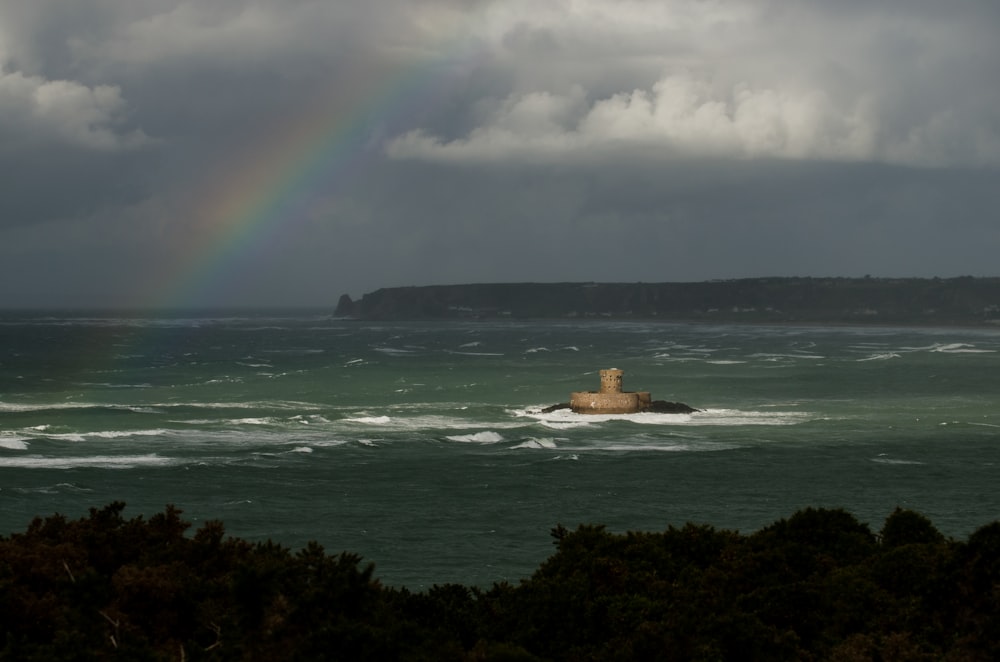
(2, 503, 998, 660)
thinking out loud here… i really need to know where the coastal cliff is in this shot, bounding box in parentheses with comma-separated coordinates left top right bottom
(336, 277, 1000, 325)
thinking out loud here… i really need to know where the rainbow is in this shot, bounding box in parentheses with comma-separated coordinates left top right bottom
(145, 44, 481, 310)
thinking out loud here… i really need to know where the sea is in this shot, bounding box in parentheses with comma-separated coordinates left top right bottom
(1, 311, 998, 589)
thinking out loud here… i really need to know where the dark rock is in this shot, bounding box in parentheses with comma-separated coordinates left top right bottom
(646, 400, 700, 414)
(335, 293, 355, 317)
(539, 401, 698, 414)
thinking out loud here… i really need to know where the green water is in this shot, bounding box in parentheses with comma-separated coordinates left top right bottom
(1, 313, 998, 588)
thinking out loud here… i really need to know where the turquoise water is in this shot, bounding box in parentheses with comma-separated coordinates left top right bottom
(1, 312, 998, 588)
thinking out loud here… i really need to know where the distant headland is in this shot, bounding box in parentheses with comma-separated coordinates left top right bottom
(335, 277, 1000, 326)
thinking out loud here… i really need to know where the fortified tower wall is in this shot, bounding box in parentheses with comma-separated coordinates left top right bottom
(570, 368, 651, 414)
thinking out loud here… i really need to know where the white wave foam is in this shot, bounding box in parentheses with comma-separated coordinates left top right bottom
(539, 420, 594, 430)
(0, 436, 29, 450)
(694, 409, 811, 426)
(165, 400, 323, 411)
(857, 352, 900, 361)
(510, 437, 558, 449)
(445, 350, 505, 356)
(459, 341, 482, 348)
(0, 454, 174, 469)
(707, 360, 747, 365)
(76, 382, 153, 389)
(445, 431, 505, 443)
(602, 443, 692, 452)
(516, 407, 809, 427)
(871, 457, 925, 465)
(290, 446, 313, 453)
(13, 482, 94, 495)
(932, 343, 995, 354)
(261, 348, 325, 354)
(0, 400, 321, 414)
(344, 414, 526, 433)
(85, 429, 170, 439)
(345, 415, 393, 425)
(41, 433, 87, 442)
(0, 401, 116, 413)
(226, 418, 276, 426)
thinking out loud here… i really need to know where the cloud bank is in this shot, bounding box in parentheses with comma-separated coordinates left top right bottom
(387, 1, 1000, 167)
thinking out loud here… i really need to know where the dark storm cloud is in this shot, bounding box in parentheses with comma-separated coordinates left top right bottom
(0, 1, 998, 307)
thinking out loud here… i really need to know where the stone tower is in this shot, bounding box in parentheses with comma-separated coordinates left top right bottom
(600, 368, 624, 393)
(570, 368, 651, 414)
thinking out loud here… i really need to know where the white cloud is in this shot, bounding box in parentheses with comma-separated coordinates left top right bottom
(385, 0, 1000, 168)
(0, 67, 151, 150)
(387, 74, 886, 164)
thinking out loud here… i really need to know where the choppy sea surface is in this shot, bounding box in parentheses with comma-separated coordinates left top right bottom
(1, 311, 998, 588)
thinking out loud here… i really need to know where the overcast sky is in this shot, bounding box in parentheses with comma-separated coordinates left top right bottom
(1, 0, 998, 308)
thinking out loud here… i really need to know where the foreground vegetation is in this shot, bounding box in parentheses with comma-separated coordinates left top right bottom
(2, 504, 999, 660)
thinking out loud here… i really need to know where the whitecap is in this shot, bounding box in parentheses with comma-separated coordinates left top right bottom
(0, 454, 174, 469)
(510, 438, 558, 450)
(41, 433, 87, 442)
(0, 402, 101, 413)
(445, 350, 505, 356)
(76, 382, 153, 389)
(16, 482, 93, 494)
(86, 429, 171, 439)
(857, 352, 900, 361)
(344, 415, 393, 425)
(445, 431, 505, 443)
(346, 414, 525, 433)
(290, 446, 313, 454)
(0, 436, 29, 450)
(602, 443, 692, 452)
(932, 343, 994, 354)
(261, 348, 325, 355)
(870, 457, 925, 465)
(160, 400, 323, 411)
(517, 406, 809, 427)
(539, 420, 594, 430)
